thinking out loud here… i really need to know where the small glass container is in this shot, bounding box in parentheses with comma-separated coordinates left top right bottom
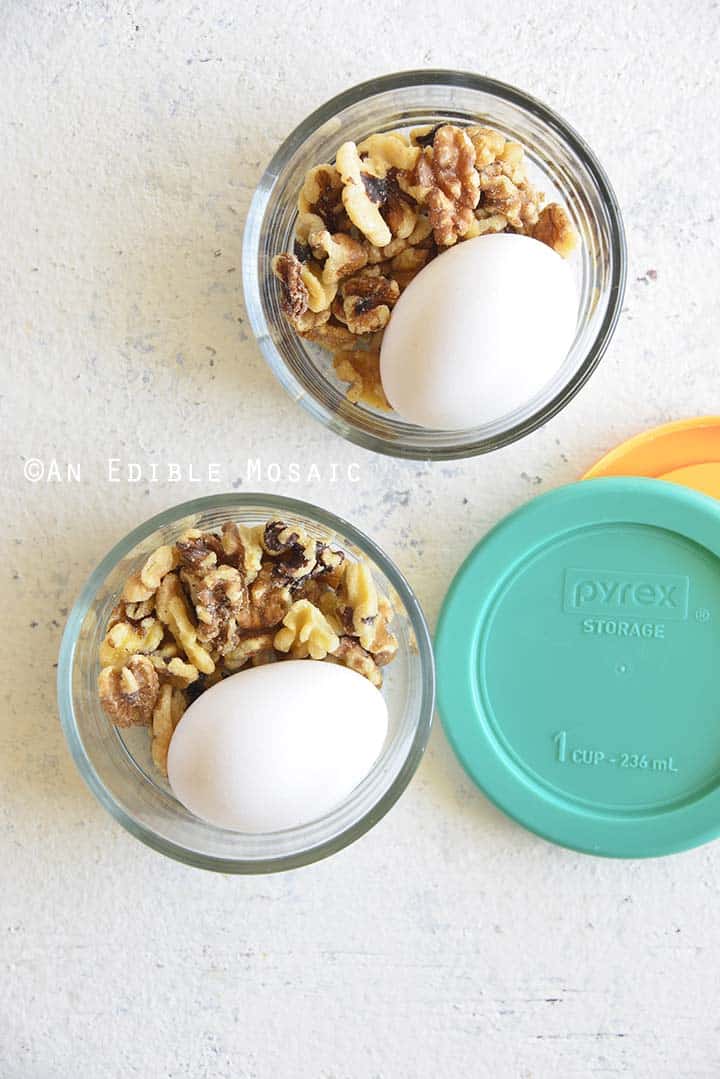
(58, 494, 435, 873)
(243, 69, 627, 460)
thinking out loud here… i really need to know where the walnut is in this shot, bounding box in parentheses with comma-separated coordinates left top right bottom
(389, 247, 430, 274)
(274, 600, 340, 660)
(175, 529, 223, 575)
(139, 545, 175, 591)
(295, 308, 332, 334)
(478, 172, 525, 229)
(516, 185, 544, 231)
(410, 125, 480, 246)
(220, 521, 263, 583)
(383, 196, 417, 240)
(117, 545, 173, 618)
(467, 127, 547, 233)
(337, 560, 379, 650)
(465, 213, 508, 239)
(299, 261, 338, 313)
(151, 683, 187, 776)
(261, 520, 318, 581)
(363, 593, 399, 665)
(99, 655, 160, 728)
(273, 254, 336, 318)
(293, 576, 329, 607)
(238, 564, 292, 630)
(498, 141, 526, 184)
(294, 212, 327, 259)
(380, 236, 410, 260)
(337, 137, 418, 244)
(121, 572, 154, 604)
(150, 653, 199, 689)
(466, 126, 506, 168)
(298, 164, 344, 232)
(339, 268, 400, 335)
(356, 132, 420, 176)
(312, 543, 345, 587)
(294, 544, 346, 604)
(532, 203, 577, 258)
(99, 618, 165, 668)
(124, 598, 155, 622)
(223, 631, 276, 673)
(317, 588, 347, 634)
(299, 318, 360, 351)
(166, 657, 198, 687)
(333, 349, 389, 411)
(308, 228, 368, 285)
(193, 565, 248, 655)
(336, 141, 392, 248)
(478, 167, 543, 232)
(326, 566, 396, 666)
(379, 210, 436, 264)
(409, 124, 443, 148)
(364, 242, 388, 265)
(407, 215, 433, 246)
(107, 601, 127, 629)
(155, 572, 215, 675)
(110, 598, 156, 626)
(156, 634, 179, 659)
(328, 637, 382, 688)
(272, 252, 309, 320)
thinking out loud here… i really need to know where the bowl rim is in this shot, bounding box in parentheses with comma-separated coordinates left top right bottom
(242, 68, 628, 461)
(57, 492, 436, 873)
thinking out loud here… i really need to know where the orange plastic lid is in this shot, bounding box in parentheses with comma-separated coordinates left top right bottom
(583, 417, 720, 499)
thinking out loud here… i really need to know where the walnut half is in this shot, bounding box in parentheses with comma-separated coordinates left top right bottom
(220, 521, 264, 584)
(338, 561, 379, 649)
(155, 573, 215, 675)
(193, 565, 248, 656)
(336, 141, 393, 248)
(261, 520, 318, 581)
(274, 600, 340, 660)
(338, 268, 399, 335)
(409, 125, 480, 246)
(99, 618, 164, 669)
(532, 203, 577, 258)
(272, 253, 309, 321)
(98, 655, 160, 728)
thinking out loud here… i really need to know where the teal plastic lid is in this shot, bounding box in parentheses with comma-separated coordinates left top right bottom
(436, 478, 720, 858)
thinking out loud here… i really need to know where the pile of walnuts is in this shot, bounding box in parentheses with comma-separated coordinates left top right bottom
(273, 123, 577, 411)
(98, 520, 398, 775)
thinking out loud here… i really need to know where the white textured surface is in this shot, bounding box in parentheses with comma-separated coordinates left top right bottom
(2, 3, 720, 1076)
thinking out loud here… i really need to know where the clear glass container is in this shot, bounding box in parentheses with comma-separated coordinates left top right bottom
(243, 70, 627, 460)
(58, 494, 435, 873)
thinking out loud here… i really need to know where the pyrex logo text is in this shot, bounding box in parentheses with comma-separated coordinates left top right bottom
(563, 569, 690, 621)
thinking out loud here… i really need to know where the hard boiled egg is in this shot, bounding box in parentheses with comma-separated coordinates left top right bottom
(380, 233, 578, 430)
(167, 661, 388, 833)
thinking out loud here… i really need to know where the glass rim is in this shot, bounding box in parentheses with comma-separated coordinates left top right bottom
(243, 68, 628, 461)
(57, 492, 436, 873)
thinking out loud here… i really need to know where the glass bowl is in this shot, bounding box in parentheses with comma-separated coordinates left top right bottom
(243, 70, 627, 461)
(57, 494, 435, 873)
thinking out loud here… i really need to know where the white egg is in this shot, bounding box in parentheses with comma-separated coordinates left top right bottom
(380, 233, 578, 430)
(167, 661, 388, 833)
